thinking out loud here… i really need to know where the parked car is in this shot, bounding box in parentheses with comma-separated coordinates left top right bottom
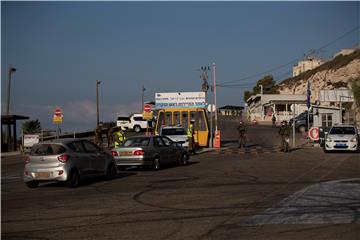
(111, 135, 189, 170)
(159, 126, 188, 147)
(116, 113, 153, 133)
(324, 125, 359, 152)
(289, 111, 313, 133)
(24, 138, 117, 188)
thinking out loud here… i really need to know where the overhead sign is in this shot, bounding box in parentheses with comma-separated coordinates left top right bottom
(308, 127, 319, 141)
(144, 104, 152, 113)
(155, 92, 206, 109)
(53, 107, 63, 124)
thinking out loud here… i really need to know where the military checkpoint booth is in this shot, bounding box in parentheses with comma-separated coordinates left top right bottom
(1, 114, 29, 152)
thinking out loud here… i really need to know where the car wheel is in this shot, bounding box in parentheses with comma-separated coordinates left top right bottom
(134, 125, 141, 133)
(106, 164, 117, 180)
(152, 157, 160, 171)
(299, 125, 306, 133)
(66, 170, 80, 188)
(180, 153, 189, 166)
(26, 181, 39, 188)
(117, 166, 126, 171)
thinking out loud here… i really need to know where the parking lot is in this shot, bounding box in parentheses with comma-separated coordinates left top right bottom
(2, 121, 360, 240)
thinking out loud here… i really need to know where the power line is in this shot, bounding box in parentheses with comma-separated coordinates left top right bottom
(217, 25, 360, 86)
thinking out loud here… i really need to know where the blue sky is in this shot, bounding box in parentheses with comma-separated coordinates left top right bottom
(2, 1, 359, 132)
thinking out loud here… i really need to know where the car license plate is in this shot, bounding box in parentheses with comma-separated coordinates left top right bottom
(335, 144, 346, 147)
(36, 172, 50, 178)
(119, 151, 133, 156)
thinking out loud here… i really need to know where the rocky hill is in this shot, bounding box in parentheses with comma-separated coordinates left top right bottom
(278, 49, 360, 100)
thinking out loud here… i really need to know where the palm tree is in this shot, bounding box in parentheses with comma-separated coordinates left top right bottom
(22, 120, 41, 134)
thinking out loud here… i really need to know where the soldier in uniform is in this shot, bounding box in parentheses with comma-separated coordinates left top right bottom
(95, 122, 103, 147)
(278, 120, 291, 152)
(237, 120, 247, 148)
(114, 127, 126, 148)
(187, 119, 195, 154)
(272, 114, 277, 127)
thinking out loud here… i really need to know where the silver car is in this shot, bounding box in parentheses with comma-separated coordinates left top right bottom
(160, 126, 189, 147)
(24, 138, 117, 188)
(111, 135, 190, 170)
(324, 125, 359, 152)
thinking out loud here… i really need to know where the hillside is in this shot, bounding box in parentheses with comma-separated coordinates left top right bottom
(278, 49, 360, 100)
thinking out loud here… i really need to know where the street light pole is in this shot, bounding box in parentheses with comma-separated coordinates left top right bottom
(141, 85, 145, 113)
(96, 80, 101, 127)
(6, 65, 17, 115)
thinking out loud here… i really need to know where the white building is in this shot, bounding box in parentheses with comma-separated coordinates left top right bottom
(246, 94, 308, 122)
(334, 48, 356, 58)
(292, 57, 324, 77)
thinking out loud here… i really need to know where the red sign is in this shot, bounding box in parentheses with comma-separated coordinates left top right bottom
(144, 104, 152, 113)
(54, 107, 63, 117)
(308, 127, 319, 141)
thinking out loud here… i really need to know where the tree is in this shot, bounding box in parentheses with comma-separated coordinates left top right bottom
(243, 90, 252, 102)
(350, 76, 360, 123)
(350, 76, 360, 106)
(243, 75, 279, 102)
(22, 120, 41, 134)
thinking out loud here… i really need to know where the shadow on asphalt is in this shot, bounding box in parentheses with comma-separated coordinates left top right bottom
(36, 172, 137, 188)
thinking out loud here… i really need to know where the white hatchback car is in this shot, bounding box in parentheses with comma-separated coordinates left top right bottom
(159, 126, 189, 147)
(324, 125, 359, 152)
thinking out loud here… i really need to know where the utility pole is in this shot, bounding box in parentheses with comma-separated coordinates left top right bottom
(96, 80, 101, 127)
(292, 104, 296, 148)
(141, 85, 146, 112)
(200, 66, 210, 104)
(260, 84, 263, 120)
(213, 62, 218, 132)
(6, 65, 17, 115)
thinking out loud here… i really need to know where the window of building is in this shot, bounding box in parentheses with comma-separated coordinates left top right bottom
(321, 113, 333, 127)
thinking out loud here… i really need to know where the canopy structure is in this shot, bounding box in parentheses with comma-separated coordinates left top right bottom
(1, 115, 29, 152)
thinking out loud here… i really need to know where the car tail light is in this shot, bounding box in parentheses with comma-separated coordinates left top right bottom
(57, 154, 69, 163)
(133, 150, 145, 156)
(111, 151, 118, 156)
(25, 156, 31, 164)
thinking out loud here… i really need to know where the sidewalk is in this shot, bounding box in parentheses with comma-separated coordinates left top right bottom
(1, 151, 22, 157)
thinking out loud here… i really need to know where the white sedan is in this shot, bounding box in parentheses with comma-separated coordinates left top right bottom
(324, 125, 359, 152)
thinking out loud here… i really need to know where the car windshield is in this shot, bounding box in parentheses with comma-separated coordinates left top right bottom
(123, 137, 150, 147)
(162, 128, 186, 135)
(329, 127, 356, 135)
(30, 144, 66, 156)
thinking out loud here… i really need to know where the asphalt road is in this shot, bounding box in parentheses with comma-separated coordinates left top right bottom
(2, 121, 360, 240)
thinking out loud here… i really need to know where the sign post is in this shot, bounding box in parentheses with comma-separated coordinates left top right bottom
(143, 104, 152, 135)
(291, 104, 296, 148)
(306, 80, 311, 139)
(52, 107, 63, 139)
